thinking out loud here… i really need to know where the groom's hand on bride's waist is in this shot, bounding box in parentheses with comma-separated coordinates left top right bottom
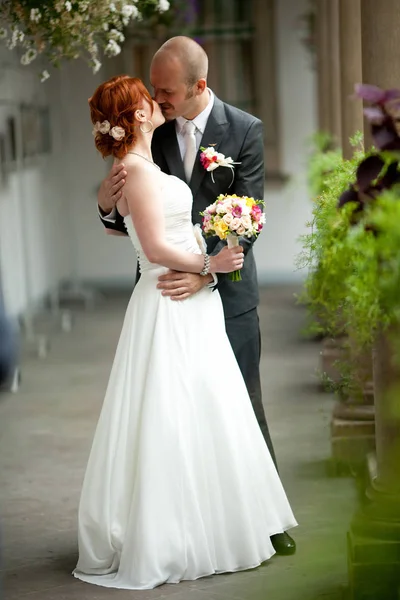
(157, 271, 213, 301)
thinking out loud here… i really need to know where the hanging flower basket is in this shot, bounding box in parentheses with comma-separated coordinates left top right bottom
(0, 0, 170, 81)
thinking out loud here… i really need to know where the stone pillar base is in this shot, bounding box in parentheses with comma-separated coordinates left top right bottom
(347, 528, 400, 599)
(330, 400, 375, 473)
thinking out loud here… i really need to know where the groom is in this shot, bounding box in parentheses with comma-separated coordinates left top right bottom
(98, 36, 295, 555)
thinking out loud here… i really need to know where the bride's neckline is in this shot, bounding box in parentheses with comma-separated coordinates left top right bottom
(127, 151, 161, 170)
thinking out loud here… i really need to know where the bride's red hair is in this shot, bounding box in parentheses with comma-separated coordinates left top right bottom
(89, 75, 153, 159)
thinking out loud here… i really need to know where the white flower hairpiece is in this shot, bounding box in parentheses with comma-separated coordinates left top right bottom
(92, 120, 125, 140)
(110, 126, 125, 141)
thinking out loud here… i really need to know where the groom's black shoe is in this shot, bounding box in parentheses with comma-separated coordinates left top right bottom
(270, 532, 296, 555)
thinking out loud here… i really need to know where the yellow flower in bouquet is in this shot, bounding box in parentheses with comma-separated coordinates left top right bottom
(213, 219, 229, 239)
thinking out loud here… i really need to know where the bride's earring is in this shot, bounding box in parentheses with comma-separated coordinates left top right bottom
(140, 120, 154, 134)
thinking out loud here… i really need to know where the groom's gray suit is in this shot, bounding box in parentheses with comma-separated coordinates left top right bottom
(100, 95, 277, 467)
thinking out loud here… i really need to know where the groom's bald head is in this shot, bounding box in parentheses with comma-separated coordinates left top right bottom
(150, 36, 210, 121)
(153, 36, 208, 86)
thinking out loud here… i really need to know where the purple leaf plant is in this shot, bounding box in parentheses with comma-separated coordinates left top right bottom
(338, 84, 400, 218)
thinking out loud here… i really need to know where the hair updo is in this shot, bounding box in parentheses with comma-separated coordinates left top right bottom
(89, 75, 153, 159)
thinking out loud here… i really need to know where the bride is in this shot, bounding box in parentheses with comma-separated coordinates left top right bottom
(73, 75, 297, 591)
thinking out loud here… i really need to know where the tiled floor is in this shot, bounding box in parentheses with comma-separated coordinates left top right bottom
(0, 286, 356, 599)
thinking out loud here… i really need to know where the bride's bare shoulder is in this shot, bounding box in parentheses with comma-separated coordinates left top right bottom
(122, 154, 162, 175)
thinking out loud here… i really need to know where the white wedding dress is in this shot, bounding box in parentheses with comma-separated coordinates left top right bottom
(73, 174, 297, 590)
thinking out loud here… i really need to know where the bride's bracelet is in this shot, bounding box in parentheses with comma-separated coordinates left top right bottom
(200, 253, 210, 276)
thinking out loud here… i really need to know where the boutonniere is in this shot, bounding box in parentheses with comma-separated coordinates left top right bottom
(199, 146, 241, 187)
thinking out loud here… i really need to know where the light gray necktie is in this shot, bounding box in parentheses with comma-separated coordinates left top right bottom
(182, 120, 197, 183)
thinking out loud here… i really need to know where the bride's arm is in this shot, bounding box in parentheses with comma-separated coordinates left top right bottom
(124, 166, 243, 275)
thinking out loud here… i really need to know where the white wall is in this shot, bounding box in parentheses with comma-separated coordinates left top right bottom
(254, 0, 316, 284)
(57, 58, 138, 288)
(0, 52, 72, 317)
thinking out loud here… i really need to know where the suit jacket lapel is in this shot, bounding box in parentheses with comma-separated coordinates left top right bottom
(160, 120, 186, 181)
(189, 96, 230, 198)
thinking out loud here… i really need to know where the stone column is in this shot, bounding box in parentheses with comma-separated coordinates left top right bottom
(347, 5, 400, 597)
(315, 0, 341, 145)
(330, 0, 372, 478)
(338, 0, 363, 159)
(328, 0, 342, 147)
(361, 0, 400, 149)
(252, 0, 282, 178)
(315, 0, 331, 134)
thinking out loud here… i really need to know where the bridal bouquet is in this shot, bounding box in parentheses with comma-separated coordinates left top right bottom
(201, 194, 265, 281)
(0, 0, 170, 80)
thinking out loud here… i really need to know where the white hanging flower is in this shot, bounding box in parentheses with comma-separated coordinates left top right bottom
(30, 8, 41, 22)
(88, 39, 98, 56)
(158, 0, 170, 12)
(21, 48, 38, 65)
(109, 29, 125, 43)
(8, 29, 24, 49)
(0, 0, 167, 76)
(105, 39, 121, 57)
(110, 126, 125, 141)
(40, 70, 50, 82)
(121, 5, 139, 19)
(92, 58, 102, 74)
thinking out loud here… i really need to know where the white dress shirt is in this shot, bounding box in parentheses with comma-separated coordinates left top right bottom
(175, 89, 215, 159)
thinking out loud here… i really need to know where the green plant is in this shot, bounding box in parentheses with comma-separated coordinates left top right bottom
(337, 85, 400, 361)
(297, 134, 366, 338)
(342, 187, 400, 358)
(300, 83, 400, 392)
(0, 0, 170, 79)
(306, 132, 342, 199)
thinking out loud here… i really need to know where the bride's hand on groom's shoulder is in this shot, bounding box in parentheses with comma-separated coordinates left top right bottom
(98, 163, 127, 213)
(157, 271, 211, 301)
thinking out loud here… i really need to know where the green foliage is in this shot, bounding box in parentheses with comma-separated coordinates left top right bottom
(306, 131, 364, 200)
(298, 137, 366, 338)
(306, 132, 342, 199)
(300, 128, 400, 388)
(341, 222, 381, 351)
(345, 186, 400, 352)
